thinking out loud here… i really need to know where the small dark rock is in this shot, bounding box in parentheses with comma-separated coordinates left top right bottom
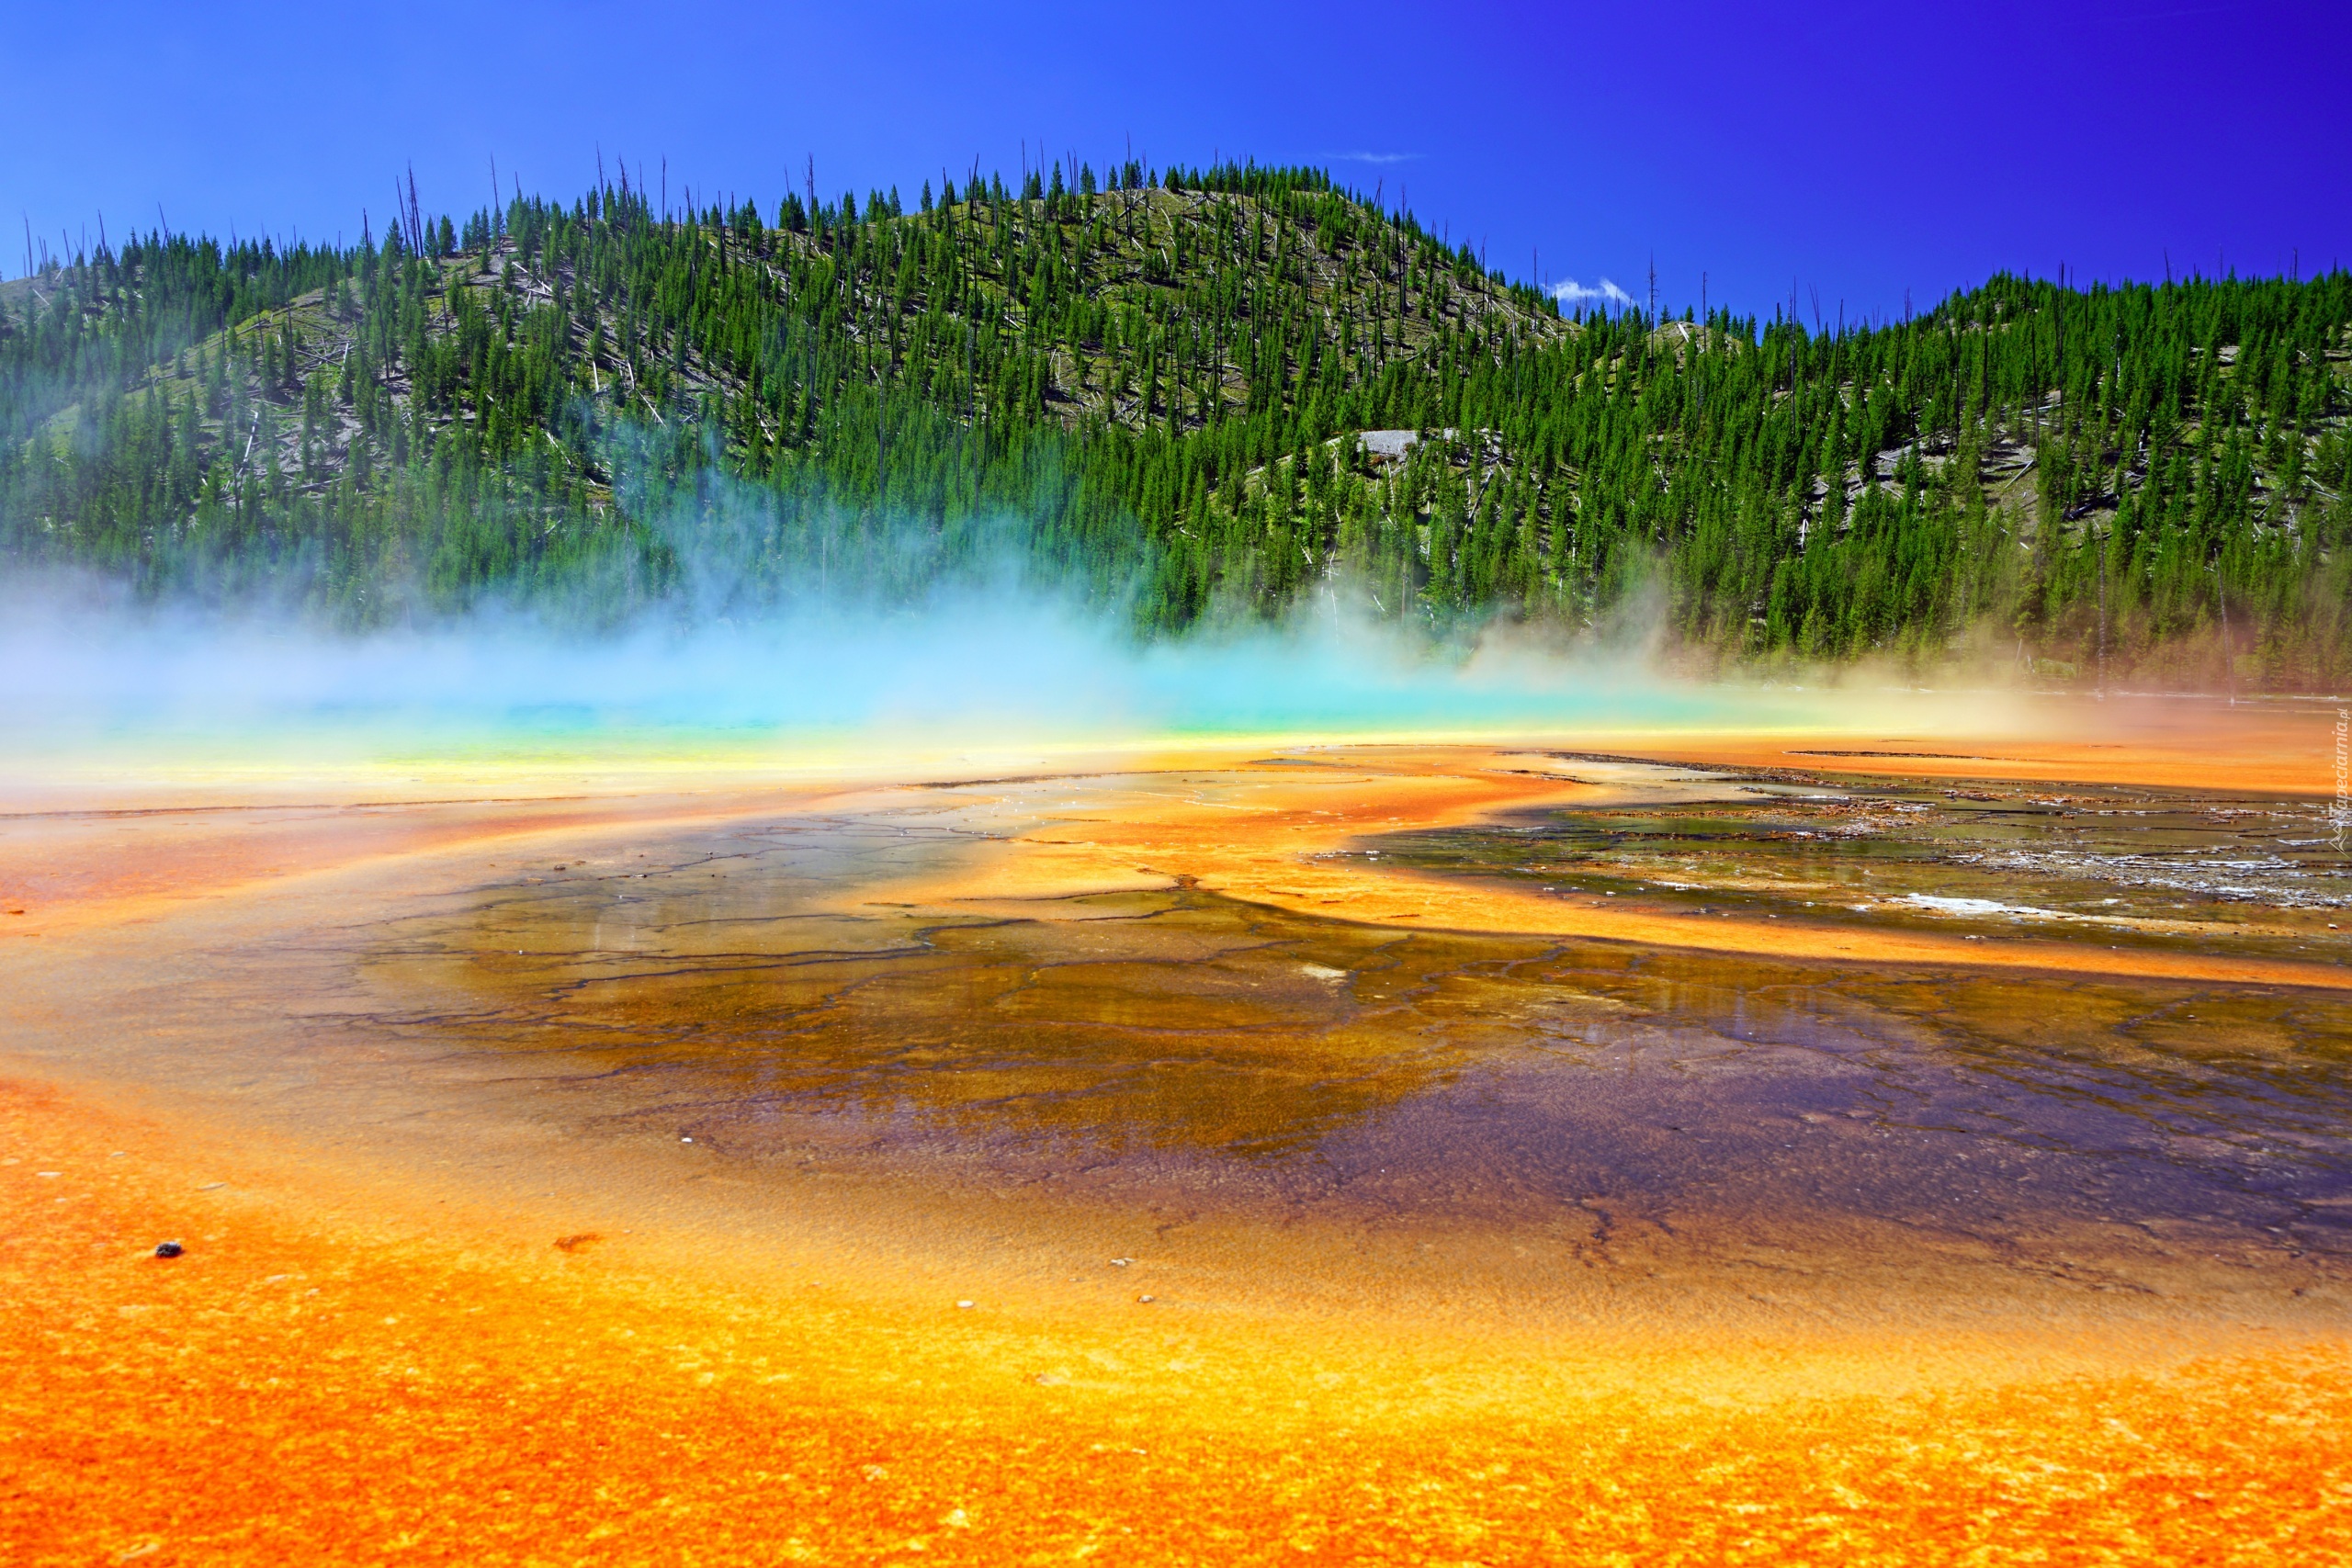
(153, 1241, 185, 1258)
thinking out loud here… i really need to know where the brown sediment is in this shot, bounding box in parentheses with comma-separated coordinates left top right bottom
(5, 709, 2351, 1562)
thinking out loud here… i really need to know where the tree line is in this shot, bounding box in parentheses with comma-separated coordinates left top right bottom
(2, 158, 2346, 685)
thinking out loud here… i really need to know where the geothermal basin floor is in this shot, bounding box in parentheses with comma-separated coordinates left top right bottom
(4, 712, 2350, 1563)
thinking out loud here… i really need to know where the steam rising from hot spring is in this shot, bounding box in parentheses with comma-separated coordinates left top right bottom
(8, 586, 1659, 735)
(0, 566, 1996, 779)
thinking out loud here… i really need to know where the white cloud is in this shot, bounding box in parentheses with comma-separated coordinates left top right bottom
(1549, 276, 1635, 308)
(1329, 151, 1419, 164)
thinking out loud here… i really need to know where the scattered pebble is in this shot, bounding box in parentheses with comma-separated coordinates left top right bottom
(197, 1181, 226, 1191)
(1136, 1294, 1155, 1303)
(1109, 1258, 1132, 1268)
(956, 1300, 975, 1310)
(153, 1242, 184, 1258)
(680, 1135, 694, 1143)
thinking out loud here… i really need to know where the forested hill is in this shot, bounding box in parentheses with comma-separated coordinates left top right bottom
(4, 160, 2349, 687)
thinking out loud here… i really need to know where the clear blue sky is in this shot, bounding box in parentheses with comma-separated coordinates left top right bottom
(6, 0, 2346, 320)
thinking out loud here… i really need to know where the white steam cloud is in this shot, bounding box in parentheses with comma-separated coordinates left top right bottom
(0, 568, 1776, 785)
(0, 443, 1915, 791)
(1550, 276, 1635, 309)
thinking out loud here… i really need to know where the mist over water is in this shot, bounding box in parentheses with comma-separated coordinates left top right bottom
(0, 381, 2042, 783)
(0, 561, 1839, 775)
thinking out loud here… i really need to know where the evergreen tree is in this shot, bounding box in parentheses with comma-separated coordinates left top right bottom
(1, 165, 2346, 686)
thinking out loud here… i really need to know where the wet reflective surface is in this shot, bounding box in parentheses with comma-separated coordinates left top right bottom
(14, 741, 2352, 1568)
(337, 761, 2352, 1318)
(1363, 757, 2352, 962)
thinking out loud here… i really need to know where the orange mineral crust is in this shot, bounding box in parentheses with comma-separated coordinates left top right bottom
(0, 780, 876, 938)
(6, 707, 2351, 1563)
(6, 1078, 2349, 1567)
(883, 744, 2352, 990)
(1617, 692, 2349, 797)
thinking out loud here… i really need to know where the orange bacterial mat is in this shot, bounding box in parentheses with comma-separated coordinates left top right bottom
(5, 710, 2350, 1563)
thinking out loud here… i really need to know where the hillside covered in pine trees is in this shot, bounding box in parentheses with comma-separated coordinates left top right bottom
(4, 159, 2348, 688)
